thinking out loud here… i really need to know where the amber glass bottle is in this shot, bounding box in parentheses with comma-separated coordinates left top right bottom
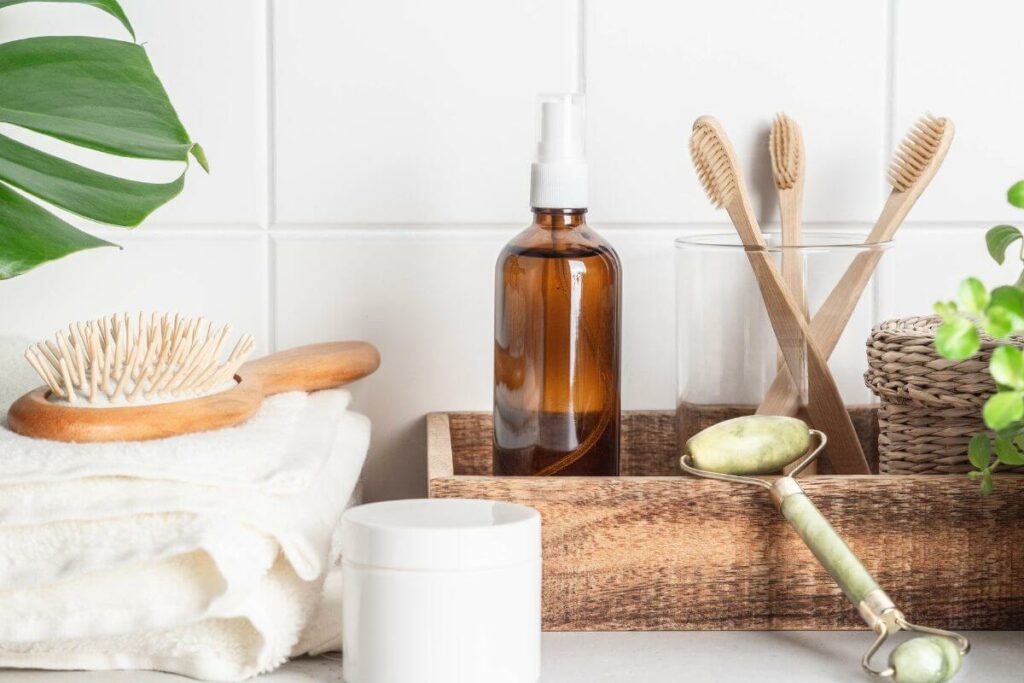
(493, 208, 621, 476)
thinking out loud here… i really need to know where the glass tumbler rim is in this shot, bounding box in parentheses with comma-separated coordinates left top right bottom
(674, 230, 893, 253)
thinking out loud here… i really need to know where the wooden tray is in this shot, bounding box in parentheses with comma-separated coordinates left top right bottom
(427, 410, 1024, 631)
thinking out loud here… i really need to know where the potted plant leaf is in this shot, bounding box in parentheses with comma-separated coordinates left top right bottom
(933, 180, 1024, 492)
(0, 0, 205, 279)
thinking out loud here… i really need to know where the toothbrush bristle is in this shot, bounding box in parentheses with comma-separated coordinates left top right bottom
(24, 313, 255, 405)
(690, 116, 739, 208)
(769, 113, 802, 190)
(888, 115, 950, 192)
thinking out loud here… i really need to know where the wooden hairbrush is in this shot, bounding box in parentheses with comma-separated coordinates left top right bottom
(7, 312, 380, 442)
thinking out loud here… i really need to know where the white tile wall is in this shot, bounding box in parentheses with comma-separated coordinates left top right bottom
(272, 0, 575, 224)
(587, 0, 889, 224)
(0, 229, 269, 356)
(893, 0, 1024, 223)
(2, 2, 1022, 500)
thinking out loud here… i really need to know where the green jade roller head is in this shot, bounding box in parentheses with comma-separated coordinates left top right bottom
(681, 415, 970, 683)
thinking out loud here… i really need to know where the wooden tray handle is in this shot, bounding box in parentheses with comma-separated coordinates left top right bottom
(239, 341, 380, 396)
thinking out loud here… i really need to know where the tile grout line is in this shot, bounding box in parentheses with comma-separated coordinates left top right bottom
(262, 221, 1006, 233)
(108, 222, 1008, 240)
(264, 0, 278, 352)
(877, 0, 898, 326)
(883, 0, 897, 195)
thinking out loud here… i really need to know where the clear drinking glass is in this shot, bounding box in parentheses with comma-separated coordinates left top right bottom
(675, 231, 894, 446)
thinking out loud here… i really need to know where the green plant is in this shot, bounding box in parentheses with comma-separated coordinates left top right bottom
(0, 0, 204, 279)
(933, 180, 1024, 493)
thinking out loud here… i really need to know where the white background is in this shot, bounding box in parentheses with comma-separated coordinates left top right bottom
(1, 1, 1022, 500)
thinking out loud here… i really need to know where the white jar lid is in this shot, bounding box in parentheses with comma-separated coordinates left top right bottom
(341, 498, 541, 572)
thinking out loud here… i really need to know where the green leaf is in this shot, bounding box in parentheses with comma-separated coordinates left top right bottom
(0, 37, 202, 164)
(968, 433, 992, 469)
(985, 306, 1014, 338)
(986, 224, 1024, 264)
(0, 0, 134, 39)
(0, 183, 116, 278)
(983, 391, 1024, 430)
(933, 300, 958, 320)
(934, 317, 981, 359)
(1009, 181, 1024, 209)
(990, 346, 1024, 389)
(995, 437, 1024, 466)
(0, 33, 203, 277)
(989, 286, 1024, 324)
(981, 468, 994, 495)
(958, 277, 990, 313)
(0, 132, 184, 226)
(190, 142, 210, 173)
(967, 470, 980, 480)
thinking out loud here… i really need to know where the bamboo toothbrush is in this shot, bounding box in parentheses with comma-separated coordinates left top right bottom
(770, 112, 806, 319)
(770, 113, 811, 474)
(9, 312, 380, 442)
(758, 115, 954, 417)
(690, 116, 869, 474)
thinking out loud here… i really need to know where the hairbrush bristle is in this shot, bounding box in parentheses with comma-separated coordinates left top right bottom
(25, 313, 256, 405)
(769, 113, 802, 190)
(690, 116, 739, 208)
(889, 115, 948, 192)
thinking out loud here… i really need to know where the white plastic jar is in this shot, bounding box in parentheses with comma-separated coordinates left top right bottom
(341, 498, 542, 683)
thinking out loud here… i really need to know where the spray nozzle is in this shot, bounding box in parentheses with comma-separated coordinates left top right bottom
(537, 93, 586, 162)
(530, 93, 588, 209)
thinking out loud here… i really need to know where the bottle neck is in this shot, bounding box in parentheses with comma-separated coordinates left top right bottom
(531, 208, 587, 230)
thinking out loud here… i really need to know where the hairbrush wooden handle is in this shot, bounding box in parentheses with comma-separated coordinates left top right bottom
(239, 341, 380, 396)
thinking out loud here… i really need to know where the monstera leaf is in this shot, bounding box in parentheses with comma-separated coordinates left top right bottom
(0, 0, 205, 279)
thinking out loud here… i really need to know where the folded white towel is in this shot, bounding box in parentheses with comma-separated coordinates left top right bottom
(0, 393, 368, 583)
(0, 391, 346, 495)
(0, 555, 339, 681)
(0, 334, 369, 679)
(0, 513, 272, 593)
(0, 403, 364, 651)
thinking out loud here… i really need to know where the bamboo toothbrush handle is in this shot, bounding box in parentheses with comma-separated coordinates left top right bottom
(779, 185, 811, 474)
(779, 190, 806, 317)
(240, 341, 381, 396)
(760, 116, 954, 418)
(729, 207, 869, 474)
(779, 188, 807, 401)
(758, 194, 905, 416)
(744, 251, 870, 473)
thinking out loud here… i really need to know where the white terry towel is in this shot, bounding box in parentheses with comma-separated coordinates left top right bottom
(0, 391, 367, 583)
(0, 390, 347, 495)
(0, 336, 369, 679)
(0, 555, 342, 681)
(0, 400, 366, 643)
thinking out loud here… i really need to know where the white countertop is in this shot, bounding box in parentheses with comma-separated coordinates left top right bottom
(1, 631, 1021, 682)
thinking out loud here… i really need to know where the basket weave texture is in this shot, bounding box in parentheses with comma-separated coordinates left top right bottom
(865, 316, 1024, 474)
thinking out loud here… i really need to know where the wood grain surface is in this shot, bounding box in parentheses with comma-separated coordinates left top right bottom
(428, 411, 1024, 631)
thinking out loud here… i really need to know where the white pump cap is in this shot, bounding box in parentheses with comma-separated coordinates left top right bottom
(530, 93, 588, 209)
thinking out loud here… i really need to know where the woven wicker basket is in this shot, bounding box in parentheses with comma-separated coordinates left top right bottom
(865, 315, 1024, 474)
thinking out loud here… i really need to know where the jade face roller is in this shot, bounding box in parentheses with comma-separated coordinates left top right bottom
(681, 416, 970, 683)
